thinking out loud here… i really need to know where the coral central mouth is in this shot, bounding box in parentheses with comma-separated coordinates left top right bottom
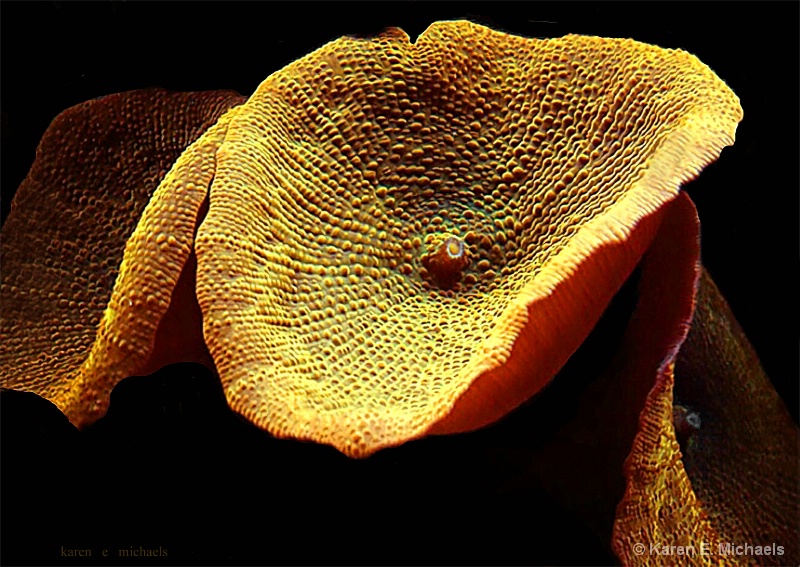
(421, 235, 470, 289)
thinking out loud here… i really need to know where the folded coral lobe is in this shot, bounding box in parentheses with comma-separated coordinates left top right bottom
(0, 89, 244, 426)
(613, 261, 800, 566)
(195, 20, 742, 457)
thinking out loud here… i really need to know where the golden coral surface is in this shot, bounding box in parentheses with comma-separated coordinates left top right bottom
(5, 18, 797, 567)
(0, 89, 244, 425)
(194, 21, 741, 457)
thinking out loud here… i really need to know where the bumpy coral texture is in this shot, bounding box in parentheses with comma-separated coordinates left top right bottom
(195, 21, 741, 457)
(0, 89, 244, 424)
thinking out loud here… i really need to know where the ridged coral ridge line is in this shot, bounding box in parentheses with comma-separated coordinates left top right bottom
(614, 364, 728, 566)
(64, 108, 241, 425)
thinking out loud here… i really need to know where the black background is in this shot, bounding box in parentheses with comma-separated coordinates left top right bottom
(1, 2, 798, 566)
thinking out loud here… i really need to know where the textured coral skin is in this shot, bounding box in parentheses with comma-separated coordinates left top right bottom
(0, 17, 792, 559)
(0, 89, 246, 425)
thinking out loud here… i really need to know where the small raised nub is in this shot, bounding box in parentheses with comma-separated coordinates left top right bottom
(421, 235, 470, 289)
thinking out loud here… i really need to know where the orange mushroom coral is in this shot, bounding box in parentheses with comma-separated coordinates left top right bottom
(193, 21, 742, 457)
(1, 18, 797, 566)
